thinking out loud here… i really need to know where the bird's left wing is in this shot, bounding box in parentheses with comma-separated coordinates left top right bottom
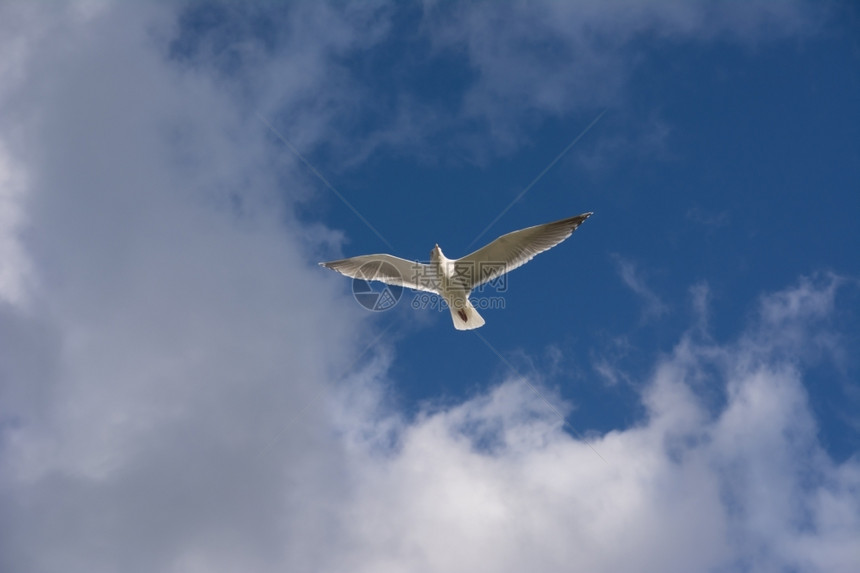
(456, 212, 592, 290)
(319, 254, 439, 293)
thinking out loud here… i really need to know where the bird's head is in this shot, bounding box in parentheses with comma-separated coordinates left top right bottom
(430, 244, 441, 262)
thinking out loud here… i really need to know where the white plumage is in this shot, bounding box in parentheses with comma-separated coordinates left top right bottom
(320, 212, 592, 330)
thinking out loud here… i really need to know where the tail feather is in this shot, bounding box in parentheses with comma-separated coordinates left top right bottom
(449, 298, 485, 330)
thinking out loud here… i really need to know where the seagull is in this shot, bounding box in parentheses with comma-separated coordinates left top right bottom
(320, 212, 592, 330)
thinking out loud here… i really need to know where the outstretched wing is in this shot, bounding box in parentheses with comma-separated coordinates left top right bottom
(319, 254, 439, 293)
(456, 212, 592, 290)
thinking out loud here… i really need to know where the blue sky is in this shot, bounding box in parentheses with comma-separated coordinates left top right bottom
(298, 2, 860, 453)
(1, 2, 859, 572)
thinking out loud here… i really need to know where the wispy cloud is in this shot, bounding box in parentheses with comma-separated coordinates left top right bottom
(155, 1, 826, 166)
(613, 254, 670, 321)
(420, 0, 822, 156)
(590, 335, 635, 387)
(685, 206, 730, 232)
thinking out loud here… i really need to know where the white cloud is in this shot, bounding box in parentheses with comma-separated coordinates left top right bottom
(0, 3, 380, 571)
(325, 274, 859, 573)
(0, 143, 32, 307)
(0, 3, 856, 573)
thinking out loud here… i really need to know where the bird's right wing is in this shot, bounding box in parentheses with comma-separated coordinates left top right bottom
(456, 212, 592, 289)
(319, 254, 439, 293)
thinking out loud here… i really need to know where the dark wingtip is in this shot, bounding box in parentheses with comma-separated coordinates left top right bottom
(567, 212, 592, 226)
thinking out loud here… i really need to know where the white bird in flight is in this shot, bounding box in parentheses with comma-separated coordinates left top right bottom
(320, 212, 592, 330)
